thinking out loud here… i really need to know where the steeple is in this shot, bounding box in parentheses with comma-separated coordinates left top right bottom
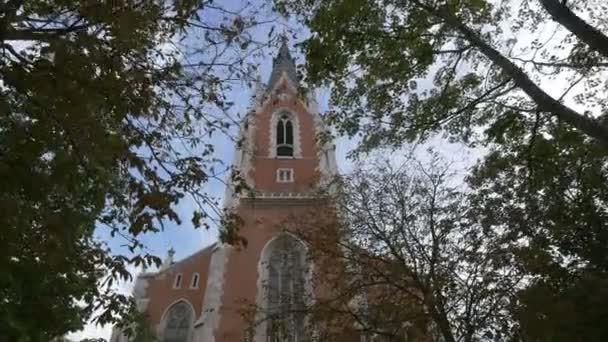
(266, 36, 299, 91)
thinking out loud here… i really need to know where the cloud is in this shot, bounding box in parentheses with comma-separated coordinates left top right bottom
(67, 324, 113, 341)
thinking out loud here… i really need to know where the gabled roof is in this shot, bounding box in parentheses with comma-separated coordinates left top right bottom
(266, 37, 299, 92)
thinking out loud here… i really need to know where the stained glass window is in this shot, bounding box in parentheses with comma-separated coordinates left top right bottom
(163, 302, 192, 342)
(266, 235, 307, 342)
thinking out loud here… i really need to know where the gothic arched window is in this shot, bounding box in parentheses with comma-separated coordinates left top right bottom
(265, 235, 307, 342)
(163, 301, 193, 342)
(276, 114, 294, 157)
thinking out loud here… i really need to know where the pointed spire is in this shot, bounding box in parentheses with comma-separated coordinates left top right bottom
(266, 35, 299, 91)
(278, 34, 291, 58)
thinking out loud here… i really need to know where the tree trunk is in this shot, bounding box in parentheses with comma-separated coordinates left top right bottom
(540, 0, 608, 59)
(421, 3, 608, 145)
(430, 304, 458, 342)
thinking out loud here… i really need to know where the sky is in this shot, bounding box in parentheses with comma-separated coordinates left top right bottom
(65, 0, 604, 340)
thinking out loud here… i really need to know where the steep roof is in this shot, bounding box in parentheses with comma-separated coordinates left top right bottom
(266, 37, 299, 91)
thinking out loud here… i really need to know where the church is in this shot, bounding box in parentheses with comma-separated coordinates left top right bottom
(110, 41, 341, 342)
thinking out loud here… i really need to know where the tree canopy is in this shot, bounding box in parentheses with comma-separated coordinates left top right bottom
(278, 0, 608, 340)
(294, 156, 522, 341)
(282, 0, 608, 146)
(0, 0, 271, 339)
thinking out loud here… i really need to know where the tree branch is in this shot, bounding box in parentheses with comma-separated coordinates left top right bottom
(511, 56, 608, 70)
(3, 24, 90, 42)
(540, 0, 608, 59)
(418, 1, 608, 144)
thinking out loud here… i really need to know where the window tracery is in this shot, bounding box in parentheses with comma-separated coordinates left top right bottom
(264, 235, 307, 342)
(276, 114, 294, 157)
(162, 301, 193, 342)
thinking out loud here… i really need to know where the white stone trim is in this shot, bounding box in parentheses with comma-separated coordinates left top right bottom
(110, 273, 152, 342)
(132, 274, 151, 312)
(194, 244, 231, 342)
(238, 114, 256, 185)
(224, 112, 256, 210)
(276, 168, 294, 183)
(247, 191, 316, 199)
(305, 88, 320, 115)
(268, 109, 302, 159)
(310, 87, 338, 187)
(253, 233, 313, 342)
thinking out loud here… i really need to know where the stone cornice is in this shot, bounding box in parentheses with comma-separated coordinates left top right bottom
(239, 192, 326, 207)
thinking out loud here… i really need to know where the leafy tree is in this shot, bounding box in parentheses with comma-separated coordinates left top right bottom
(289, 155, 522, 342)
(277, 0, 608, 339)
(468, 119, 608, 340)
(279, 0, 608, 146)
(0, 0, 271, 339)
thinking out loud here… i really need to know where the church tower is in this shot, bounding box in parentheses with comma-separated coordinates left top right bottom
(112, 40, 338, 342)
(203, 37, 338, 342)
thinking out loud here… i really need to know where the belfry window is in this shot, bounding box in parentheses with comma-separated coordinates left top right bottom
(276, 114, 294, 157)
(265, 235, 307, 342)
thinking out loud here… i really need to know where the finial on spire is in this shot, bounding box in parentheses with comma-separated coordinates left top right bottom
(266, 35, 299, 92)
(161, 247, 175, 270)
(168, 247, 175, 260)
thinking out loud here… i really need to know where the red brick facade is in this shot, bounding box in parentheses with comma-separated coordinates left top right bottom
(111, 42, 338, 342)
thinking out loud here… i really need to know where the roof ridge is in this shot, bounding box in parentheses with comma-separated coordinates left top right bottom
(149, 242, 217, 276)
